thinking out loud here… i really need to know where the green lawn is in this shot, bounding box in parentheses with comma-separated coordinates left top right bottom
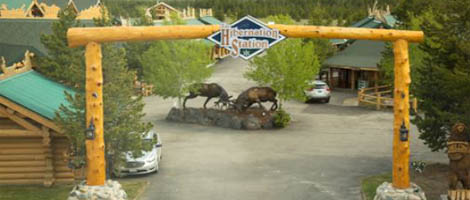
(361, 172, 392, 200)
(0, 180, 148, 200)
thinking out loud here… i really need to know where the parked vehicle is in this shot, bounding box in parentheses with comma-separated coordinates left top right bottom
(114, 131, 162, 177)
(304, 80, 331, 103)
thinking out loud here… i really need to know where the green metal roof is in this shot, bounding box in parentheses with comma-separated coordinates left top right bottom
(153, 18, 206, 26)
(36, 0, 98, 11)
(0, 18, 94, 66)
(38, 0, 68, 9)
(185, 18, 205, 25)
(324, 40, 386, 69)
(0, 0, 32, 9)
(74, 0, 99, 11)
(330, 15, 396, 45)
(0, 70, 74, 120)
(199, 16, 223, 25)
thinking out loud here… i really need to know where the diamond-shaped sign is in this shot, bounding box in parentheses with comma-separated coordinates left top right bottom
(208, 16, 286, 60)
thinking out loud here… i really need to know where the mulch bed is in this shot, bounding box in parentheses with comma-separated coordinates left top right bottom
(411, 163, 448, 200)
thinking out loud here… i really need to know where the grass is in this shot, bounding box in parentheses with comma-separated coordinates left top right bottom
(0, 180, 148, 200)
(361, 172, 392, 200)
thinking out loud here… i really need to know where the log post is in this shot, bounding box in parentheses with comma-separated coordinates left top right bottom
(85, 42, 106, 186)
(376, 93, 381, 110)
(392, 39, 411, 189)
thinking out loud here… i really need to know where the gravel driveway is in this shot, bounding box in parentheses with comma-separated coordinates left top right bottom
(133, 57, 446, 200)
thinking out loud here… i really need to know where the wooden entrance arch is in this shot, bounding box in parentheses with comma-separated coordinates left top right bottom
(67, 24, 424, 189)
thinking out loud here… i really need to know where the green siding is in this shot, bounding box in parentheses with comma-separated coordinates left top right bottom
(0, 71, 75, 120)
(0, 0, 32, 9)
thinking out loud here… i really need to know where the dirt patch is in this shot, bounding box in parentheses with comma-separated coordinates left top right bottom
(411, 163, 448, 200)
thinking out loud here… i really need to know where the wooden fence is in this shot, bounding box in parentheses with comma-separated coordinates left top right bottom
(358, 85, 418, 112)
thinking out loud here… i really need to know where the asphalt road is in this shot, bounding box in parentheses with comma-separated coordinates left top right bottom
(132, 57, 446, 200)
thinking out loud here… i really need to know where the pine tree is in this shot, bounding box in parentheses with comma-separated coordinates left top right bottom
(413, 0, 470, 151)
(39, 8, 153, 175)
(36, 8, 85, 88)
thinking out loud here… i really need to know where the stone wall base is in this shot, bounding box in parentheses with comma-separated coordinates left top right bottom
(67, 180, 127, 200)
(374, 182, 426, 200)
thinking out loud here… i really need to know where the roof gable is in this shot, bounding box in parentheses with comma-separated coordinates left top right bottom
(0, 70, 75, 120)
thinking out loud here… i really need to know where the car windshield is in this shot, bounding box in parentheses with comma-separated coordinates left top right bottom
(314, 84, 327, 89)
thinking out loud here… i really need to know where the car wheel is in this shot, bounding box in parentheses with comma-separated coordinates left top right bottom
(325, 97, 330, 103)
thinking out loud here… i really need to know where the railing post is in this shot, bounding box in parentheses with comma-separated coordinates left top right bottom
(376, 93, 381, 110)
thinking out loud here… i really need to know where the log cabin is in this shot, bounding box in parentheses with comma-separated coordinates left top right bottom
(0, 53, 77, 186)
(323, 7, 396, 90)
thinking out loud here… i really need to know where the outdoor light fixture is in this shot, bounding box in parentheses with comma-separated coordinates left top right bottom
(85, 118, 96, 140)
(399, 121, 408, 142)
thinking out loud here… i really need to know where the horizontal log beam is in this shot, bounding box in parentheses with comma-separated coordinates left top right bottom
(269, 25, 424, 43)
(0, 143, 45, 149)
(0, 129, 42, 137)
(0, 160, 44, 167)
(0, 166, 46, 173)
(67, 24, 424, 48)
(0, 149, 46, 155)
(0, 173, 44, 179)
(0, 155, 45, 161)
(55, 172, 74, 178)
(68, 25, 220, 47)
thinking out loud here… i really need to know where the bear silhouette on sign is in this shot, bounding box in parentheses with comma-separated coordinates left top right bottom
(448, 122, 470, 189)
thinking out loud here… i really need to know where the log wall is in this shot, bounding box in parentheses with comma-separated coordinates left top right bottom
(0, 134, 75, 185)
(0, 136, 47, 185)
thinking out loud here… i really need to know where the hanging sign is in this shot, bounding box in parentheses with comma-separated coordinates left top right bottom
(208, 16, 286, 60)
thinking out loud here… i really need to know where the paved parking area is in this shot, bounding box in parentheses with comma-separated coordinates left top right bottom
(132, 58, 445, 200)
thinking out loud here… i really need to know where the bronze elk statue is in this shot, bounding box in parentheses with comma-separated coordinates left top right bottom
(183, 83, 232, 109)
(232, 87, 278, 111)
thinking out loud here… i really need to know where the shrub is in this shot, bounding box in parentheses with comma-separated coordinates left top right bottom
(273, 108, 291, 128)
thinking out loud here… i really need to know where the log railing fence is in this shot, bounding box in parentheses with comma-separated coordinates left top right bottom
(358, 85, 418, 112)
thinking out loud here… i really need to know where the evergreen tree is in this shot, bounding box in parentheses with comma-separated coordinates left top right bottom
(36, 8, 85, 88)
(413, 0, 470, 151)
(39, 8, 153, 175)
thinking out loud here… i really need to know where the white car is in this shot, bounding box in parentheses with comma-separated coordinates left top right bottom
(114, 131, 162, 177)
(304, 80, 331, 103)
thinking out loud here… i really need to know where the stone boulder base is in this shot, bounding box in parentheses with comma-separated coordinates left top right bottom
(68, 180, 127, 200)
(166, 107, 275, 130)
(374, 182, 426, 200)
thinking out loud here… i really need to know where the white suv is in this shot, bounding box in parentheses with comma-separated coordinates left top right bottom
(304, 80, 331, 103)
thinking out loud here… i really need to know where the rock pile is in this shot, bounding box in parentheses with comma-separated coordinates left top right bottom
(166, 107, 275, 130)
(374, 182, 426, 200)
(67, 180, 127, 200)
